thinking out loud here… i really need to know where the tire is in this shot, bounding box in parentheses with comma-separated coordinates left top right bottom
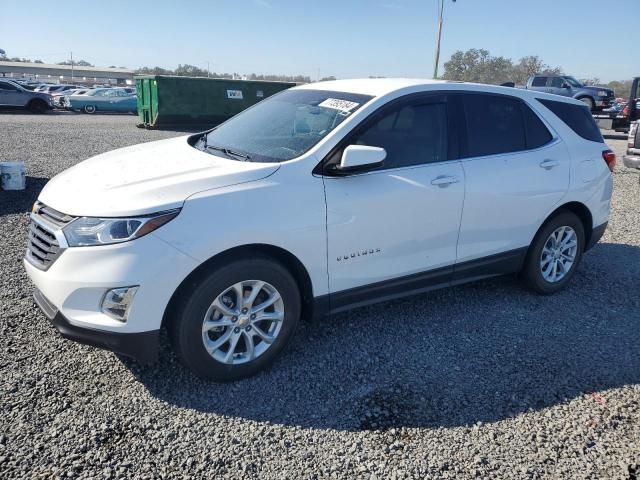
(83, 105, 96, 114)
(521, 211, 585, 294)
(578, 97, 595, 111)
(168, 256, 301, 381)
(27, 99, 47, 114)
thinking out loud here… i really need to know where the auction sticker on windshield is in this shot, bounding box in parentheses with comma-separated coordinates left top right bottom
(318, 98, 360, 113)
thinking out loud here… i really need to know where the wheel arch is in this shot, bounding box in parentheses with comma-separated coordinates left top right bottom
(161, 243, 316, 331)
(534, 201, 594, 251)
(27, 97, 47, 110)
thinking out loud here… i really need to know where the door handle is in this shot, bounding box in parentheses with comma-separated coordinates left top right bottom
(431, 175, 460, 187)
(539, 159, 560, 170)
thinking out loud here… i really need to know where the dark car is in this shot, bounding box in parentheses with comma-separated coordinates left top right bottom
(0, 79, 54, 113)
(525, 75, 615, 112)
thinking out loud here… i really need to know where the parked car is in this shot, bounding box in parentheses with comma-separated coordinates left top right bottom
(594, 77, 640, 132)
(51, 88, 90, 108)
(0, 79, 54, 113)
(34, 84, 80, 94)
(623, 121, 640, 169)
(64, 88, 137, 114)
(25, 79, 613, 381)
(525, 75, 615, 112)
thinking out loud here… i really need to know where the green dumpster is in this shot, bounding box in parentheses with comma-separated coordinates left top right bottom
(135, 75, 296, 128)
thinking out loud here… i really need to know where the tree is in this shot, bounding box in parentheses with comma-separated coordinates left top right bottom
(443, 49, 562, 86)
(57, 59, 94, 67)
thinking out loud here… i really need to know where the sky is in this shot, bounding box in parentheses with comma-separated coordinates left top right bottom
(1, 0, 637, 82)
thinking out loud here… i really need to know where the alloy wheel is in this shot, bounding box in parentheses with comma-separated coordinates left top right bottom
(539, 226, 578, 283)
(201, 280, 284, 365)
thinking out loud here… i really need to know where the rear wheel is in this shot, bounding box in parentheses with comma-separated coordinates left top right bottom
(521, 211, 585, 294)
(83, 105, 96, 114)
(27, 99, 47, 114)
(169, 256, 301, 381)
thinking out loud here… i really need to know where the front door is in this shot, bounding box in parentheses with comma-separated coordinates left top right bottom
(547, 77, 571, 98)
(322, 95, 465, 308)
(0, 80, 21, 106)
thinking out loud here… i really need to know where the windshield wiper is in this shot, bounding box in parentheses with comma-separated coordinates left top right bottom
(203, 144, 251, 161)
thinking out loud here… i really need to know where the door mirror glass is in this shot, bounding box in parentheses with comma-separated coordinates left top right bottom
(337, 145, 386, 173)
(562, 81, 571, 89)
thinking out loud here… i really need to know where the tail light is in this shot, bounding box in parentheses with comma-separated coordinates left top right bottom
(602, 150, 616, 172)
(622, 105, 629, 117)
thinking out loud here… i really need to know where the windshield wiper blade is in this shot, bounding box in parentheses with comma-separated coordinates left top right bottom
(204, 144, 251, 161)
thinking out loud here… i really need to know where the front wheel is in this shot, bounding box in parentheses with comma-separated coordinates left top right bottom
(83, 105, 96, 114)
(27, 99, 48, 114)
(521, 211, 585, 294)
(169, 256, 301, 381)
(579, 97, 595, 111)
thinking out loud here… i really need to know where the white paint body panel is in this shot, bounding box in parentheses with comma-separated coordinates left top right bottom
(324, 161, 464, 292)
(25, 78, 613, 335)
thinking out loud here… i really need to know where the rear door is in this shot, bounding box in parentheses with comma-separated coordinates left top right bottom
(323, 93, 465, 305)
(529, 76, 548, 93)
(455, 92, 570, 269)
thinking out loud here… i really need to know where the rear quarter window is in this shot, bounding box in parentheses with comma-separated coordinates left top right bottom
(537, 99, 604, 143)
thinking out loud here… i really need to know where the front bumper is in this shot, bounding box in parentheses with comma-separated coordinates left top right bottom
(34, 288, 159, 363)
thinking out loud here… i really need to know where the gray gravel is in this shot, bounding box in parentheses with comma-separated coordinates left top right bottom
(1, 113, 639, 479)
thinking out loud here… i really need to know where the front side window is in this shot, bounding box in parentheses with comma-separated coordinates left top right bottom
(202, 89, 373, 163)
(547, 77, 565, 88)
(563, 76, 583, 88)
(462, 93, 525, 157)
(346, 101, 448, 170)
(0, 81, 17, 91)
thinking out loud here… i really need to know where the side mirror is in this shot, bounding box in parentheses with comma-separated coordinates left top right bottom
(337, 145, 386, 173)
(562, 82, 571, 89)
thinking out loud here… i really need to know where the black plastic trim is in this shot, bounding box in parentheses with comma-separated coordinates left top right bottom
(585, 222, 608, 251)
(33, 289, 159, 364)
(316, 247, 528, 316)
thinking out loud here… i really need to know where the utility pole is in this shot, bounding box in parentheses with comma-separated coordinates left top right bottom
(70, 51, 74, 83)
(207, 61, 210, 78)
(433, 0, 455, 79)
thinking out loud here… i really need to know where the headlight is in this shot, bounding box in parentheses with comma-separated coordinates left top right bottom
(598, 91, 608, 96)
(63, 209, 180, 247)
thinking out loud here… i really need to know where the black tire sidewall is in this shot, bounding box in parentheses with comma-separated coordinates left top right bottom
(28, 100, 46, 114)
(172, 258, 301, 381)
(524, 212, 585, 294)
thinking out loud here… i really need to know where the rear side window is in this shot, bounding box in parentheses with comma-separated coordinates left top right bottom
(523, 105, 553, 149)
(462, 94, 525, 157)
(538, 99, 604, 143)
(351, 101, 448, 169)
(531, 77, 547, 87)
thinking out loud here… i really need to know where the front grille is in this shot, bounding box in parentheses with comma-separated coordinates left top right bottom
(25, 203, 75, 271)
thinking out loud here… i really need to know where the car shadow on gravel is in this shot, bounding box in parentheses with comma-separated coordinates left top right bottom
(0, 177, 49, 216)
(126, 242, 640, 431)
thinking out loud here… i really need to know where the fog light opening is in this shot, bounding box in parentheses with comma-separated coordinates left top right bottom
(101, 286, 139, 322)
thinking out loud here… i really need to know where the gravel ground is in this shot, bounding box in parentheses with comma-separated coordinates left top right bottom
(1, 113, 639, 479)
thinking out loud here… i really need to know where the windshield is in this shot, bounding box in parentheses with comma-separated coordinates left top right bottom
(201, 89, 373, 162)
(563, 76, 583, 88)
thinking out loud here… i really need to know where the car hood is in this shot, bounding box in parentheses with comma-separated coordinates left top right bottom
(38, 136, 280, 217)
(581, 86, 614, 94)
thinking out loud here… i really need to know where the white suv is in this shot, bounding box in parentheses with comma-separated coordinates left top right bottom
(25, 79, 614, 381)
